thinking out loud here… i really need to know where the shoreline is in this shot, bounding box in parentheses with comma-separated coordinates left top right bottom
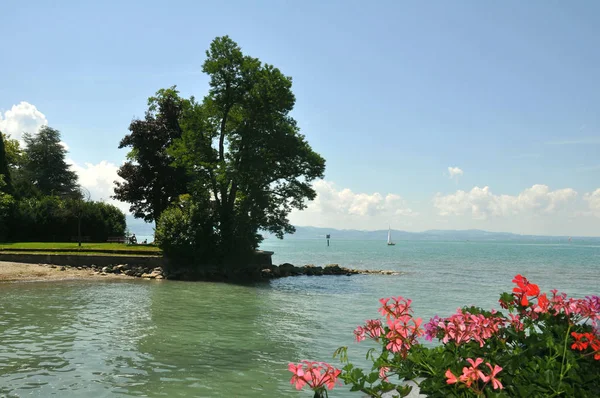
(0, 260, 402, 283)
(0, 261, 140, 282)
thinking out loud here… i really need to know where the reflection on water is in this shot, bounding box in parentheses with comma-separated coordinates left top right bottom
(0, 240, 598, 397)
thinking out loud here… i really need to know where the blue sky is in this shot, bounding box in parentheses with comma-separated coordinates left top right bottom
(1, 0, 599, 236)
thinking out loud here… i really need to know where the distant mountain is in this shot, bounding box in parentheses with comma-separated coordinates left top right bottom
(264, 226, 599, 242)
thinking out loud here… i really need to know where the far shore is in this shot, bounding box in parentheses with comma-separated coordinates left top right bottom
(0, 261, 137, 282)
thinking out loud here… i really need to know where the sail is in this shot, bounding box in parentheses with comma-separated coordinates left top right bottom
(387, 227, 392, 244)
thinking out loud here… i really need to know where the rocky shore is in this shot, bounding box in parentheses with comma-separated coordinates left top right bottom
(0, 261, 400, 282)
(260, 263, 401, 278)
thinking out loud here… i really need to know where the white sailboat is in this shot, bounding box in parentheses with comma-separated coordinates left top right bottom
(387, 226, 395, 246)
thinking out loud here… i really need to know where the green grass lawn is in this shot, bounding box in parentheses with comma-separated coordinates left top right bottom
(0, 242, 161, 253)
(0, 251, 162, 257)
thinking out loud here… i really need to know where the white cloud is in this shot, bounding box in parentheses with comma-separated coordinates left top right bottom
(0, 101, 48, 141)
(59, 141, 70, 151)
(584, 189, 600, 217)
(290, 180, 417, 229)
(434, 184, 578, 220)
(310, 180, 416, 217)
(67, 159, 129, 213)
(447, 166, 464, 179)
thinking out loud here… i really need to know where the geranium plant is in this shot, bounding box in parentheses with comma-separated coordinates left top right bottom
(289, 275, 600, 397)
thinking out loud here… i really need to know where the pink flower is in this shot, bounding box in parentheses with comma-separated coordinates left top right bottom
(385, 315, 423, 358)
(379, 296, 412, 320)
(287, 361, 341, 392)
(484, 363, 503, 390)
(354, 319, 385, 343)
(458, 358, 486, 387)
(436, 309, 503, 347)
(445, 369, 458, 384)
(288, 362, 306, 390)
(379, 366, 390, 382)
(509, 313, 524, 332)
(353, 326, 366, 342)
(424, 316, 441, 341)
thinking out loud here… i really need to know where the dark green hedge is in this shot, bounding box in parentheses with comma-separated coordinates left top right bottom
(2, 196, 126, 242)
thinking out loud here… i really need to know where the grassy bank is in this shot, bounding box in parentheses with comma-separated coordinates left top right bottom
(0, 242, 161, 256)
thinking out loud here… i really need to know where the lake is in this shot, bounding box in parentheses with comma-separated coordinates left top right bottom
(0, 239, 598, 397)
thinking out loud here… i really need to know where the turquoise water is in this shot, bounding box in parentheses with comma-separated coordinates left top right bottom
(0, 239, 598, 397)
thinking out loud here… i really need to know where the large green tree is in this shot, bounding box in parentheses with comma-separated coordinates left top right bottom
(22, 126, 79, 197)
(113, 87, 189, 223)
(0, 132, 12, 194)
(1, 133, 24, 170)
(157, 36, 326, 265)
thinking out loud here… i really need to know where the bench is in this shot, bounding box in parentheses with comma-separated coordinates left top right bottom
(107, 236, 126, 244)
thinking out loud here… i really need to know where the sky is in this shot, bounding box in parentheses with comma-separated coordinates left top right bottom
(1, 0, 599, 236)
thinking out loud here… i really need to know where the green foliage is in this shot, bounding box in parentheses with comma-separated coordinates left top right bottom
(154, 195, 219, 266)
(157, 35, 325, 268)
(0, 133, 13, 194)
(1, 133, 23, 170)
(21, 126, 79, 197)
(113, 86, 189, 223)
(0, 177, 16, 241)
(4, 196, 125, 242)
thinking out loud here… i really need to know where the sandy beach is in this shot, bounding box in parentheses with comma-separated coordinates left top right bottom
(0, 261, 134, 282)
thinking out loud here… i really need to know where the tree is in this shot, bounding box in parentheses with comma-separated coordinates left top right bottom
(158, 36, 325, 265)
(1, 133, 24, 170)
(0, 132, 12, 194)
(22, 126, 79, 197)
(0, 177, 15, 241)
(113, 87, 189, 223)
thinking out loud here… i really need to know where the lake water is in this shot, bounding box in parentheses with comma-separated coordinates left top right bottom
(0, 239, 599, 397)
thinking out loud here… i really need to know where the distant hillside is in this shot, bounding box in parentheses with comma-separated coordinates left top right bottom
(265, 226, 599, 242)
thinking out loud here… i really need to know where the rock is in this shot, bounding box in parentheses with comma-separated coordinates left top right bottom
(100, 272, 107, 276)
(269, 265, 281, 277)
(261, 268, 273, 278)
(279, 263, 295, 277)
(141, 273, 154, 279)
(76, 266, 83, 270)
(303, 265, 323, 276)
(293, 266, 306, 275)
(60, 266, 66, 271)
(115, 264, 129, 271)
(154, 275, 164, 280)
(49, 264, 56, 269)
(324, 264, 343, 275)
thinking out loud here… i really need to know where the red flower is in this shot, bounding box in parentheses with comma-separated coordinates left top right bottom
(534, 293, 550, 313)
(571, 332, 590, 351)
(512, 274, 540, 306)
